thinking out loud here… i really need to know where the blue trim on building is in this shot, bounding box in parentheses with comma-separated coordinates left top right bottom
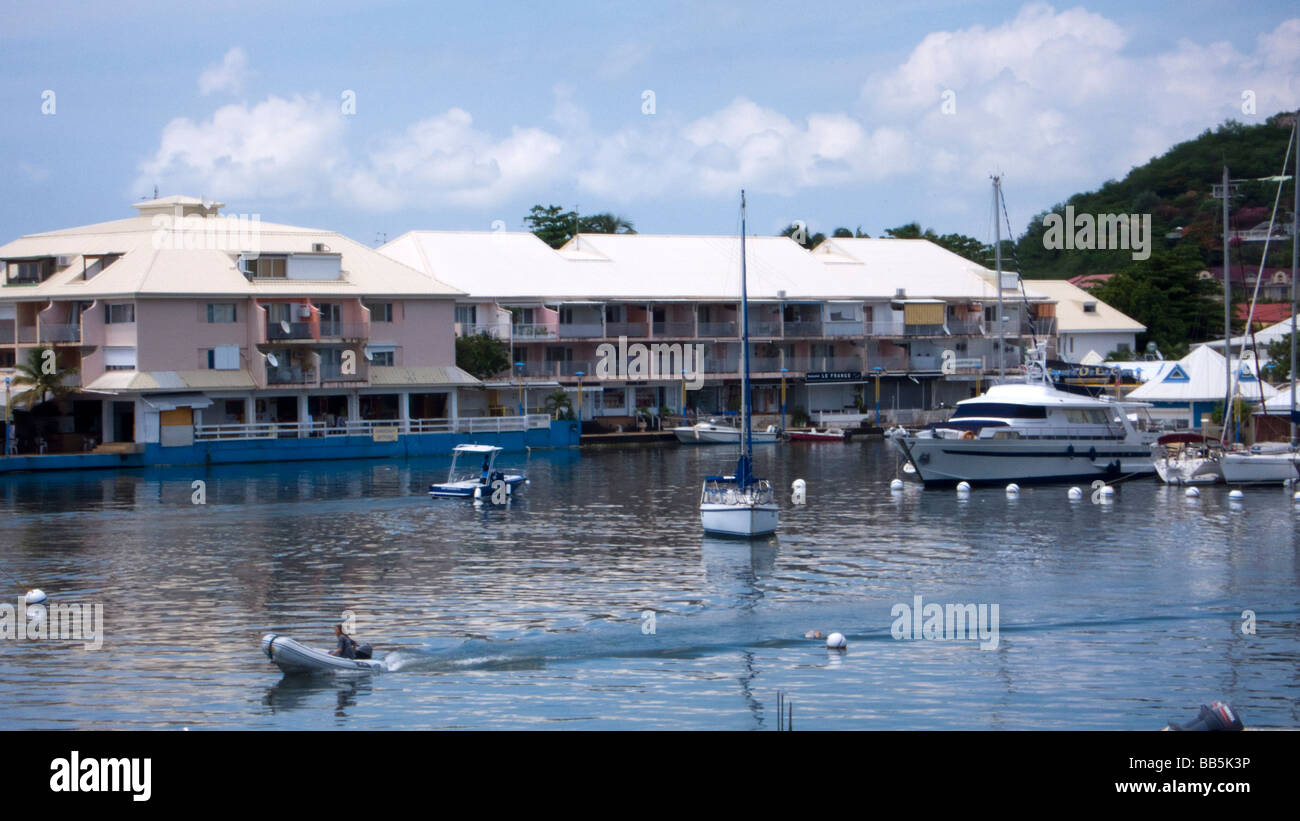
(0, 420, 581, 474)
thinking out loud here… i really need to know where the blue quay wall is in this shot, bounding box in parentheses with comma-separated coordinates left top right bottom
(0, 420, 580, 474)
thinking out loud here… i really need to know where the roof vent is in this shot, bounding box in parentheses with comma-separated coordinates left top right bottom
(311, 243, 328, 253)
(895, 288, 906, 298)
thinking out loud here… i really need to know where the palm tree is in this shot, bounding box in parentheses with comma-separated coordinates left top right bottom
(578, 213, 636, 234)
(10, 346, 79, 409)
(544, 389, 573, 420)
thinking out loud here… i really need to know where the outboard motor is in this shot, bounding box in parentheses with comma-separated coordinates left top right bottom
(1164, 701, 1243, 731)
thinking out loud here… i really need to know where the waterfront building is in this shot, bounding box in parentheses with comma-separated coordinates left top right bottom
(380, 231, 1058, 427)
(0, 196, 486, 456)
(1024, 279, 1145, 364)
(1125, 344, 1278, 430)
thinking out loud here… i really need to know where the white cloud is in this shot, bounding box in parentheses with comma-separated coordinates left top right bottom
(136, 95, 346, 203)
(198, 47, 250, 96)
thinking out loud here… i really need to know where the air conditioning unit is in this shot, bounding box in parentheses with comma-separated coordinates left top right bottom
(311, 243, 328, 253)
(56, 255, 73, 268)
(895, 288, 906, 298)
(298, 304, 312, 319)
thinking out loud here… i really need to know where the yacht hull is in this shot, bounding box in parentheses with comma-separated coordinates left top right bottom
(700, 503, 779, 537)
(891, 437, 1155, 486)
(1218, 452, 1298, 484)
(673, 426, 779, 445)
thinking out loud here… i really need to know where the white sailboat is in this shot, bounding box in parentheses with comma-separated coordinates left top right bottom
(699, 191, 779, 537)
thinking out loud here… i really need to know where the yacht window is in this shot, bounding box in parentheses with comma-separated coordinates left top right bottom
(951, 403, 1047, 420)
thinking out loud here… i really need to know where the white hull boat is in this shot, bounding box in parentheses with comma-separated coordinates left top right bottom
(429, 444, 526, 498)
(700, 480, 779, 537)
(673, 420, 779, 445)
(261, 633, 384, 675)
(893, 436, 1157, 486)
(1218, 448, 1299, 484)
(1153, 452, 1222, 485)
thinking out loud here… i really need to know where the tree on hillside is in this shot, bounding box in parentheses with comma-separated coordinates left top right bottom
(579, 213, 636, 234)
(1265, 332, 1294, 383)
(455, 333, 511, 380)
(780, 222, 826, 250)
(883, 222, 991, 265)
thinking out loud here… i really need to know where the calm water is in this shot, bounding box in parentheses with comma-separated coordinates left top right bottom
(1, 441, 1297, 730)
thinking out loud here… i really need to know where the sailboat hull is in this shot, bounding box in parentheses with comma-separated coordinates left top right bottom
(1218, 452, 1298, 484)
(700, 503, 779, 537)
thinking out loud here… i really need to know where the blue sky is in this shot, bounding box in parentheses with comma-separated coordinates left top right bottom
(3, 1, 1298, 251)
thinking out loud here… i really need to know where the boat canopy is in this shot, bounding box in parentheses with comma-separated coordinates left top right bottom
(452, 444, 504, 454)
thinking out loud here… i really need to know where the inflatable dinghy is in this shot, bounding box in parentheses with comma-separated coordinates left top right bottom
(261, 633, 384, 675)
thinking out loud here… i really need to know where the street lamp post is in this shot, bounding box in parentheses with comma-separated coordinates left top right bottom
(3, 376, 10, 456)
(515, 361, 524, 416)
(780, 367, 789, 430)
(575, 370, 585, 424)
(872, 367, 883, 426)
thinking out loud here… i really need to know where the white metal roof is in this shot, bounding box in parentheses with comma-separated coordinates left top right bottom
(1024, 279, 1145, 333)
(0, 198, 463, 300)
(1127, 344, 1279, 402)
(379, 231, 1052, 303)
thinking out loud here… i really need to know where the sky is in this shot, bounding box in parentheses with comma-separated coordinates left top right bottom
(3, 1, 1299, 251)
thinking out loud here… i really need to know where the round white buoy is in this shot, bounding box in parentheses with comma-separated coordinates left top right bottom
(826, 632, 847, 650)
(1185, 487, 1200, 498)
(1293, 490, 1300, 502)
(1005, 483, 1020, 496)
(889, 478, 905, 492)
(26, 603, 45, 624)
(1067, 486, 1083, 500)
(791, 478, 807, 505)
(1229, 489, 1244, 501)
(1099, 485, 1115, 498)
(956, 481, 971, 494)
(25, 589, 47, 605)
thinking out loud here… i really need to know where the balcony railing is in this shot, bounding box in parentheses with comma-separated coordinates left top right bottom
(17, 326, 37, 344)
(39, 323, 81, 343)
(558, 322, 603, 338)
(606, 321, 649, 338)
(194, 414, 553, 441)
(267, 321, 314, 340)
(652, 321, 695, 337)
(459, 323, 510, 339)
(318, 321, 368, 339)
(512, 323, 558, 339)
(823, 320, 864, 337)
(864, 322, 906, 336)
(748, 320, 782, 337)
(698, 321, 737, 337)
(867, 352, 909, 371)
(515, 360, 595, 378)
(703, 357, 739, 374)
(320, 365, 366, 382)
(266, 366, 316, 384)
(783, 321, 823, 337)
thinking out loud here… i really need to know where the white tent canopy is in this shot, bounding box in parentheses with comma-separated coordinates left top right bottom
(1127, 344, 1279, 403)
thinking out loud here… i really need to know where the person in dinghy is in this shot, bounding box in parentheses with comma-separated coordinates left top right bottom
(328, 623, 373, 660)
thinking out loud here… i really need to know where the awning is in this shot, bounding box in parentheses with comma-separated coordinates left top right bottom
(141, 392, 213, 411)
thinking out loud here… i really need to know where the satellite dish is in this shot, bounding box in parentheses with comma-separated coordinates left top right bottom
(363, 348, 374, 362)
(266, 353, 279, 368)
(280, 320, 290, 333)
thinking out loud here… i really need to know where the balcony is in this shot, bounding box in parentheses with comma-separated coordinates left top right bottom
(318, 321, 368, 339)
(267, 366, 316, 385)
(17, 326, 37, 344)
(558, 322, 603, 339)
(748, 320, 782, 337)
(703, 357, 739, 374)
(38, 323, 82, 344)
(606, 321, 649, 338)
(864, 322, 906, 336)
(783, 321, 823, 338)
(515, 360, 595, 378)
(267, 321, 314, 341)
(512, 323, 558, 340)
(824, 320, 864, 337)
(867, 352, 909, 371)
(698, 321, 737, 337)
(947, 319, 985, 336)
(652, 321, 695, 337)
(458, 323, 510, 339)
(320, 364, 366, 382)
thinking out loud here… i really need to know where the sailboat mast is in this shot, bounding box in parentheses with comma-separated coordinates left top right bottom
(1292, 117, 1298, 445)
(740, 190, 753, 464)
(1223, 165, 1233, 443)
(994, 176, 1004, 380)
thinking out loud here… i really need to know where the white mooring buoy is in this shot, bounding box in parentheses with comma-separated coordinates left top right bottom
(956, 481, 971, 495)
(1099, 485, 1115, 500)
(826, 632, 847, 650)
(1185, 487, 1200, 498)
(889, 478, 904, 492)
(25, 589, 47, 605)
(1005, 483, 1020, 497)
(1293, 490, 1300, 502)
(791, 479, 807, 505)
(1067, 486, 1083, 500)
(1229, 489, 1244, 501)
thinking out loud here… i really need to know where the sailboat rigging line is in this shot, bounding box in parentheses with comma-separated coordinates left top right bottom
(997, 182, 1039, 349)
(1222, 120, 1296, 443)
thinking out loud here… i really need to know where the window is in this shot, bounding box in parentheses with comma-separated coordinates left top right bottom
(0, 350, 13, 367)
(104, 346, 136, 371)
(1082, 302, 1097, 313)
(207, 303, 237, 323)
(545, 347, 572, 362)
(370, 350, 394, 366)
(106, 303, 135, 324)
(206, 345, 240, 370)
(453, 305, 474, 326)
(5, 259, 52, 285)
(951, 403, 1048, 420)
(605, 305, 623, 323)
(250, 256, 287, 278)
(81, 254, 120, 281)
